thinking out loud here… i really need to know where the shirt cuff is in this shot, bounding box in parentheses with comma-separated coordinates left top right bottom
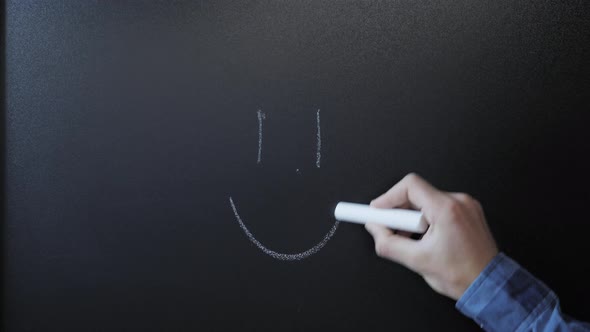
(455, 252, 556, 331)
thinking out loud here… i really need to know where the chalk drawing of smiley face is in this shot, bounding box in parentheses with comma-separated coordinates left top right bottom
(228, 109, 339, 261)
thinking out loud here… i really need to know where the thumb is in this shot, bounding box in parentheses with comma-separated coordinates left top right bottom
(365, 223, 421, 271)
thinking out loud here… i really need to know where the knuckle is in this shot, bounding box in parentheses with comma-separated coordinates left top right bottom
(456, 193, 483, 211)
(445, 198, 464, 220)
(443, 196, 459, 210)
(404, 172, 421, 184)
(454, 193, 472, 203)
(456, 193, 480, 206)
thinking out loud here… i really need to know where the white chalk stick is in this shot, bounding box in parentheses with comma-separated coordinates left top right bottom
(334, 202, 429, 233)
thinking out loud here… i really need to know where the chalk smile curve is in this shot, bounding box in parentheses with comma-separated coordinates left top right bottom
(229, 196, 339, 261)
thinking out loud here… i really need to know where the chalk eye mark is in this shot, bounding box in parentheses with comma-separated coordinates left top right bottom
(257, 109, 265, 164)
(316, 109, 321, 168)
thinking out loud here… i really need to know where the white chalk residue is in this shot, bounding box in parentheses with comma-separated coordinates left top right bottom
(257, 110, 265, 164)
(229, 197, 339, 261)
(316, 109, 321, 168)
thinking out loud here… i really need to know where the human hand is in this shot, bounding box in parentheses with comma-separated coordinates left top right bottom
(365, 173, 498, 300)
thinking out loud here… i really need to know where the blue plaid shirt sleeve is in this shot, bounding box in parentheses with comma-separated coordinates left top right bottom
(456, 253, 590, 332)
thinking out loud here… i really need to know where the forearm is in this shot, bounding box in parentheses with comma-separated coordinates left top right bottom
(457, 253, 590, 332)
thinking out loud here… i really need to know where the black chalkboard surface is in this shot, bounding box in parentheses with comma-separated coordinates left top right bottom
(4, 1, 590, 331)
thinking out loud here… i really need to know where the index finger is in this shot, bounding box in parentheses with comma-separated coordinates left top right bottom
(370, 173, 445, 223)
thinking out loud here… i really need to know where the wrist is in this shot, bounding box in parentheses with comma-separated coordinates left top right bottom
(454, 251, 500, 300)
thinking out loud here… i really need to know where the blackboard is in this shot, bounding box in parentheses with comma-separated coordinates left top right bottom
(4, 1, 590, 331)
